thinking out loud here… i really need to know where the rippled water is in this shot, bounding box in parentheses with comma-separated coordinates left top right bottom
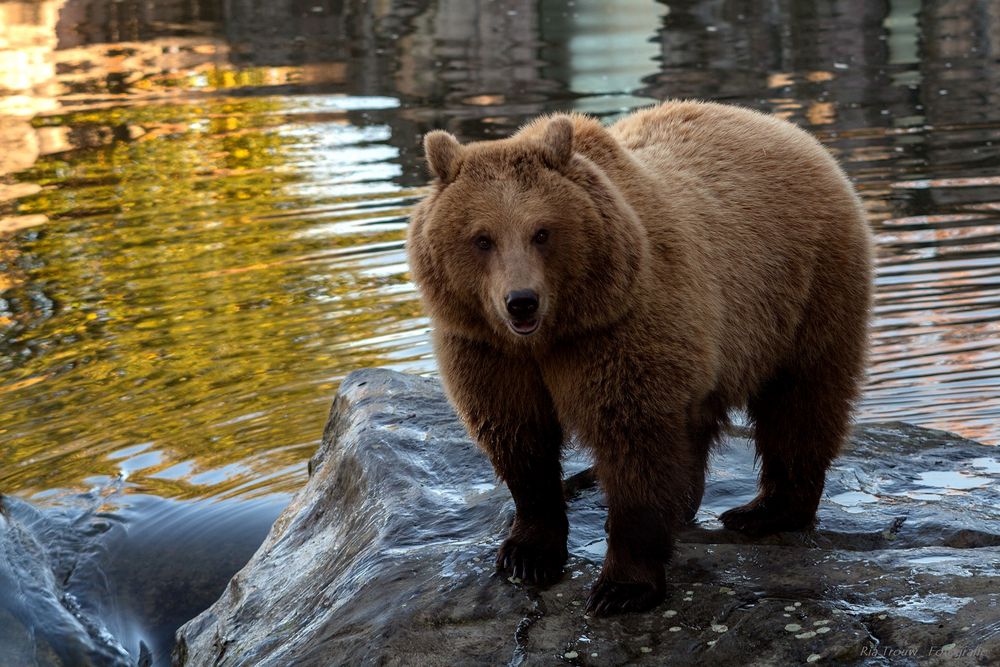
(1, 0, 999, 663)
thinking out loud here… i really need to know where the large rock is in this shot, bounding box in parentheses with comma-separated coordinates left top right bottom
(174, 369, 1000, 666)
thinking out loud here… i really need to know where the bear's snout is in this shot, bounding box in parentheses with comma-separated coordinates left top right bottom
(504, 290, 541, 336)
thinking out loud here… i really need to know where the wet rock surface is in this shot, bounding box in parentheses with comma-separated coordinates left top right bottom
(0, 488, 281, 666)
(175, 369, 1000, 666)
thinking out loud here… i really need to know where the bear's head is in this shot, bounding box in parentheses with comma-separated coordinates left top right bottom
(407, 115, 650, 349)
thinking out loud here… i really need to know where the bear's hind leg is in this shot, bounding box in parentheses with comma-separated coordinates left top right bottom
(719, 362, 856, 536)
(683, 391, 727, 523)
(683, 458, 707, 525)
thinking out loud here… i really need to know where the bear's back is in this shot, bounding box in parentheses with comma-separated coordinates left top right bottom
(605, 101, 871, 400)
(609, 102, 854, 226)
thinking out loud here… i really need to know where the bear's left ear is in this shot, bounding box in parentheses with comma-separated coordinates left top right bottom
(540, 116, 574, 170)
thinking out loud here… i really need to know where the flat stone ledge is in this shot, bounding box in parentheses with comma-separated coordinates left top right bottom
(174, 369, 1000, 666)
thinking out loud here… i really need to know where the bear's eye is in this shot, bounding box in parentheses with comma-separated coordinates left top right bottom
(532, 229, 549, 245)
(475, 235, 493, 251)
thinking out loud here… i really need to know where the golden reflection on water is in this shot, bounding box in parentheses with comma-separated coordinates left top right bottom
(2, 0, 1000, 508)
(1, 54, 428, 497)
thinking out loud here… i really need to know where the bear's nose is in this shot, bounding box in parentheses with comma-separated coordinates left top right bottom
(505, 290, 539, 318)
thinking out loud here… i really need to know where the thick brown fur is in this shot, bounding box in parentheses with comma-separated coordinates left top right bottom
(406, 101, 873, 616)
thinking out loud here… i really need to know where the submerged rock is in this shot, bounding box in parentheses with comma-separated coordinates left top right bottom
(0, 489, 135, 666)
(0, 484, 280, 666)
(174, 369, 1000, 666)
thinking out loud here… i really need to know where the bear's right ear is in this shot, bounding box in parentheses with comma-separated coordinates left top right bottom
(424, 130, 462, 184)
(539, 116, 574, 170)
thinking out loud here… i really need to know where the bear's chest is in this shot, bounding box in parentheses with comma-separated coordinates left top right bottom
(537, 341, 642, 436)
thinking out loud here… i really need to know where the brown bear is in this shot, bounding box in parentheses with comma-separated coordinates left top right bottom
(406, 101, 873, 616)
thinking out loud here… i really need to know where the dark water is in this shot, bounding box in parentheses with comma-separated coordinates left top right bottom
(1, 0, 998, 664)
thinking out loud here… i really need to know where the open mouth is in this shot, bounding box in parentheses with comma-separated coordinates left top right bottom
(507, 318, 540, 336)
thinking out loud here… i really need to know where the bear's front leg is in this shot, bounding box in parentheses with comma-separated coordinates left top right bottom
(494, 450, 568, 584)
(437, 335, 568, 585)
(586, 432, 693, 615)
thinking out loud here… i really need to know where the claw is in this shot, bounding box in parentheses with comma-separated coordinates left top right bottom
(494, 532, 567, 587)
(587, 575, 665, 616)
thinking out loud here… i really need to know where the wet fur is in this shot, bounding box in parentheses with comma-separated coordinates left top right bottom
(407, 101, 873, 615)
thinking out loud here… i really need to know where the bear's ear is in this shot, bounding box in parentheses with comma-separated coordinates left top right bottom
(540, 116, 574, 170)
(424, 130, 462, 183)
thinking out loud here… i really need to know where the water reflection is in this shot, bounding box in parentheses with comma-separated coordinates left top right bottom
(3, 0, 994, 499)
(1, 0, 1000, 660)
(0, 0, 997, 495)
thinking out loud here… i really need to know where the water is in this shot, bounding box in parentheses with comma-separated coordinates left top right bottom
(1, 0, 998, 663)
